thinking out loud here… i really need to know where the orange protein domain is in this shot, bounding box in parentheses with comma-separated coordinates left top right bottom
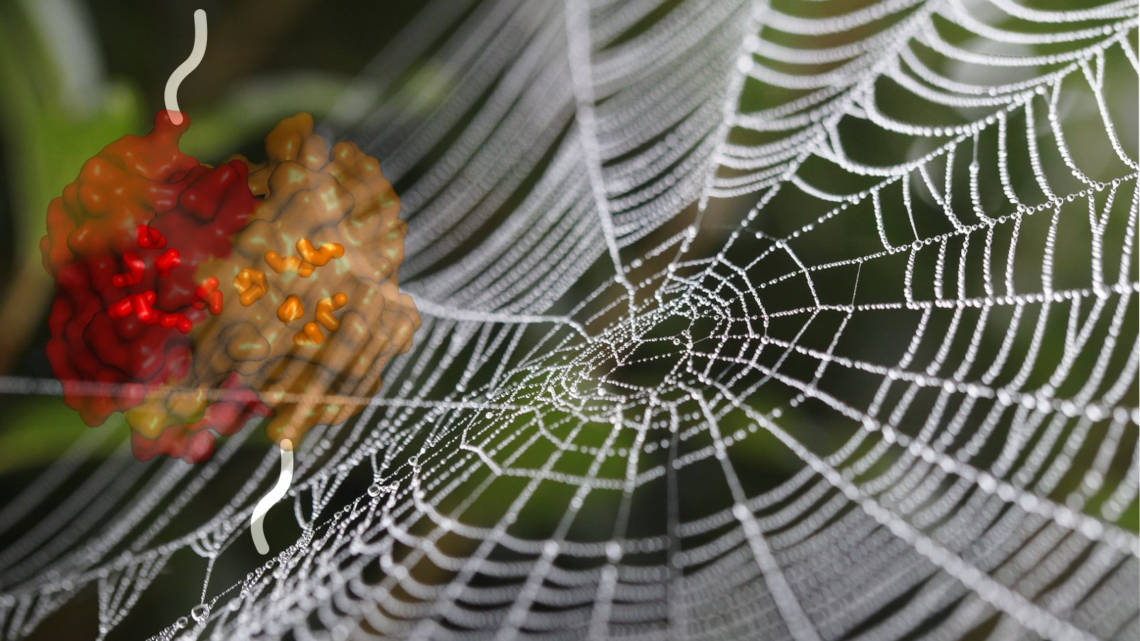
(195, 113, 420, 445)
(42, 111, 419, 461)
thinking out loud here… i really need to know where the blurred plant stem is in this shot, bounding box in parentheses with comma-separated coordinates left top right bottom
(181, 73, 351, 160)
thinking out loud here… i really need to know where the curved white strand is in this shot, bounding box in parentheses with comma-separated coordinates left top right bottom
(249, 440, 294, 555)
(163, 9, 207, 126)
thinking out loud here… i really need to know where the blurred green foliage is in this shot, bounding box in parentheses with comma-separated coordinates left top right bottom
(0, 1, 145, 473)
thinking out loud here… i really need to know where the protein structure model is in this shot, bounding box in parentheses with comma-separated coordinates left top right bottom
(41, 108, 419, 462)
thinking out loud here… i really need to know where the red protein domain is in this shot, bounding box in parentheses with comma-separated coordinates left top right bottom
(41, 110, 269, 462)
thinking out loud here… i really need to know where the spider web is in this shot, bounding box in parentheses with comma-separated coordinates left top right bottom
(1, 0, 1138, 639)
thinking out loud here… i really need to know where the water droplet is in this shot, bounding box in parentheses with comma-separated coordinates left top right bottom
(175, 616, 189, 629)
(191, 604, 210, 622)
(367, 484, 383, 497)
